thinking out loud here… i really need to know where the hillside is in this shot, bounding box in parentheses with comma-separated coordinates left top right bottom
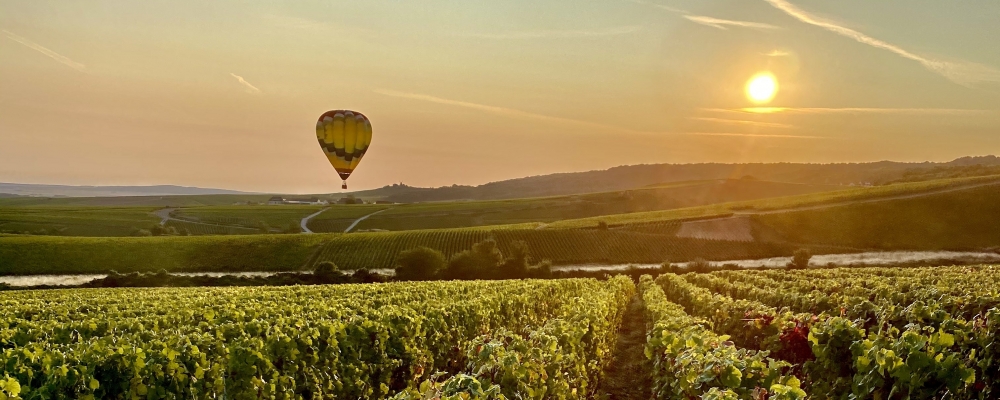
(353, 156, 1000, 202)
(0, 183, 255, 198)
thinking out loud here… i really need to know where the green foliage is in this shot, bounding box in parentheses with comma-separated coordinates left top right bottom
(638, 276, 805, 400)
(0, 279, 628, 399)
(394, 247, 447, 280)
(788, 248, 811, 269)
(314, 260, 338, 278)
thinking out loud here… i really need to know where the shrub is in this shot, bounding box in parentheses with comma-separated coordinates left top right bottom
(395, 247, 447, 281)
(688, 258, 713, 273)
(788, 248, 812, 270)
(315, 261, 339, 279)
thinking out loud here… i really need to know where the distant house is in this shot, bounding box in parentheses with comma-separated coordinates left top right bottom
(268, 196, 328, 205)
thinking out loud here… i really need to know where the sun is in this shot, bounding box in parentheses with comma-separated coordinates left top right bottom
(745, 72, 778, 104)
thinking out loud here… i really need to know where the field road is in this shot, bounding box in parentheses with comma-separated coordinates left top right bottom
(150, 208, 261, 232)
(344, 208, 389, 233)
(299, 207, 329, 234)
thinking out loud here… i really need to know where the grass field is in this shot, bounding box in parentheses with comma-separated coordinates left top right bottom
(754, 183, 1000, 250)
(172, 205, 325, 230)
(546, 174, 1000, 229)
(349, 179, 843, 231)
(304, 204, 390, 232)
(0, 194, 280, 207)
(0, 206, 161, 236)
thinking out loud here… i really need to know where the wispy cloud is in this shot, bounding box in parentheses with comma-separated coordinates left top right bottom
(630, 1, 779, 31)
(683, 15, 780, 30)
(2, 30, 86, 72)
(764, 50, 790, 57)
(705, 107, 994, 115)
(229, 73, 261, 94)
(691, 117, 795, 128)
(376, 89, 819, 139)
(762, 0, 1000, 86)
(460, 26, 642, 39)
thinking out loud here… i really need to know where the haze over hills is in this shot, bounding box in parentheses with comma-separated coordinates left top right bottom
(0, 183, 254, 198)
(353, 156, 1000, 203)
(3, 156, 999, 202)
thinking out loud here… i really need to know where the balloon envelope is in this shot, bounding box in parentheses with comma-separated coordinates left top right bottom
(316, 110, 372, 188)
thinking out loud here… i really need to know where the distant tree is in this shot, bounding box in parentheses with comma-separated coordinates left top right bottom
(528, 259, 553, 278)
(788, 248, 812, 270)
(596, 221, 609, 230)
(687, 258, 713, 273)
(180, 228, 192, 236)
(498, 240, 530, 279)
(164, 226, 178, 236)
(314, 261, 339, 279)
(395, 247, 447, 281)
(443, 239, 503, 279)
(150, 224, 166, 236)
(660, 262, 682, 274)
(131, 228, 152, 237)
(286, 222, 303, 234)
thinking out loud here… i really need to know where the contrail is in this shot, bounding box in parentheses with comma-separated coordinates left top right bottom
(229, 73, 261, 94)
(762, 0, 1000, 86)
(683, 15, 780, 30)
(2, 30, 86, 72)
(376, 89, 821, 139)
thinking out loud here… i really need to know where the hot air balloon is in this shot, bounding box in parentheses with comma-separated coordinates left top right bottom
(316, 110, 372, 189)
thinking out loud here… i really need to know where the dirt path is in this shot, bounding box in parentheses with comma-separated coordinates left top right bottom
(596, 294, 651, 400)
(343, 208, 389, 233)
(150, 208, 260, 231)
(300, 207, 329, 234)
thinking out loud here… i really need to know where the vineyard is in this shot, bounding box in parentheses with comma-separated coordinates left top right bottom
(171, 205, 325, 231)
(2, 266, 999, 398)
(0, 206, 160, 236)
(645, 265, 1000, 399)
(0, 278, 633, 399)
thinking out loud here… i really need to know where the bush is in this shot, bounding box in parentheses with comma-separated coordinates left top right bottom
(315, 261, 339, 279)
(395, 247, 446, 281)
(131, 228, 152, 237)
(596, 221, 609, 230)
(442, 239, 503, 279)
(688, 258, 714, 273)
(498, 240, 530, 279)
(788, 248, 812, 270)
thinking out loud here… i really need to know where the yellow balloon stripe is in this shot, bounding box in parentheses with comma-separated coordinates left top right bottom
(344, 116, 358, 155)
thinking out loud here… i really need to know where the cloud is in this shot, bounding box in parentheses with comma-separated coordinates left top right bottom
(229, 73, 261, 94)
(764, 50, 790, 57)
(2, 30, 86, 72)
(683, 15, 781, 30)
(762, 0, 1000, 86)
(626, 0, 688, 14)
(375, 89, 820, 139)
(459, 26, 642, 39)
(691, 117, 795, 128)
(705, 107, 993, 115)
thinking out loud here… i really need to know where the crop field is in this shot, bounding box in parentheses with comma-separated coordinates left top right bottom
(347, 179, 843, 231)
(0, 194, 278, 207)
(171, 205, 324, 230)
(0, 277, 633, 399)
(0, 206, 160, 236)
(753, 183, 1000, 250)
(643, 265, 1000, 399)
(0, 234, 328, 275)
(546, 174, 1000, 229)
(303, 204, 390, 232)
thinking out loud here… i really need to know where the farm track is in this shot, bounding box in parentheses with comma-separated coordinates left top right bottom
(596, 294, 651, 400)
(299, 207, 329, 234)
(151, 208, 262, 231)
(344, 208, 390, 232)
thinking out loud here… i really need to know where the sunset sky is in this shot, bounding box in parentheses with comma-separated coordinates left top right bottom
(2, 0, 1000, 193)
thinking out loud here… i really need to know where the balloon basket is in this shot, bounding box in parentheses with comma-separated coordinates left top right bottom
(342, 182, 348, 190)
